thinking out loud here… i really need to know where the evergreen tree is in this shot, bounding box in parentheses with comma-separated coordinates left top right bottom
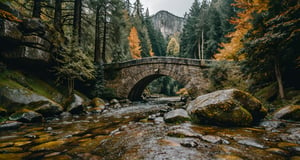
(180, 0, 201, 58)
(242, 0, 300, 99)
(145, 15, 166, 57)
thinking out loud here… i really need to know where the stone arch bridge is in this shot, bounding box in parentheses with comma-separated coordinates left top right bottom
(104, 57, 216, 101)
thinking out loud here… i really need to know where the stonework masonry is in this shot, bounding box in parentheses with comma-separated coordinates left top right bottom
(104, 57, 215, 100)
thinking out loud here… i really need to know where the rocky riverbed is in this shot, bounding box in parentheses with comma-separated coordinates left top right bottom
(0, 97, 299, 160)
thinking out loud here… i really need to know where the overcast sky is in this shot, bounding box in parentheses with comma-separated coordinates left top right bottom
(130, 0, 194, 17)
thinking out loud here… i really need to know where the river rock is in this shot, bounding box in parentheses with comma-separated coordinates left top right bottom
(0, 86, 54, 112)
(167, 126, 202, 138)
(34, 102, 63, 117)
(266, 148, 289, 156)
(259, 120, 286, 131)
(0, 107, 7, 117)
(0, 121, 22, 130)
(180, 138, 200, 148)
(9, 109, 43, 123)
(280, 128, 300, 144)
(110, 99, 119, 104)
(201, 135, 223, 144)
(187, 89, 267, 126)
(273, 105, 300, 121)
(67, 94, 85, 114)
(164, 109, 191, 123)
(90, 97, 106, 108)
(237, 139, 266, 149)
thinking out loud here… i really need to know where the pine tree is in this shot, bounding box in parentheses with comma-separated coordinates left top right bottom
(242, 0, 300, 99)
(180, 0, 201, 58)
(145, 14, 166, 57)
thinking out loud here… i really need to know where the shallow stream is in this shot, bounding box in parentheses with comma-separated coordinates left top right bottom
(0, 97, 299, 160)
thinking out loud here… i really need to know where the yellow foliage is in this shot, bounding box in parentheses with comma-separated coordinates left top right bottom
(128, 27, 142, 59)
(176, 88, 189, 96)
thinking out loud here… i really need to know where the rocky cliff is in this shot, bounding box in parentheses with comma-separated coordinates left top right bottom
(150, 10, 185, 39)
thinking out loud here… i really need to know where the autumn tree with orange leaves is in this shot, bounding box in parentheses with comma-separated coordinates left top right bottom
(215, 0, 269, 60)
(128, 27, 142, 59)
(216, 0, 300, 99)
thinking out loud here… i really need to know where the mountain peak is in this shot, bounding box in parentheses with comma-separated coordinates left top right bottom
(150, 10, 186, 39)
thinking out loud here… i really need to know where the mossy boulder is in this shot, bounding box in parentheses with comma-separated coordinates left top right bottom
(9, 109, 43, 123)
(187, 89, 267, 126)
(0, 86, 56, 113)
(273, 105, 300, 121)
(90, 97, 106, 108)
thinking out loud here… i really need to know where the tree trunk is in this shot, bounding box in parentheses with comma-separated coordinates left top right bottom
(68, 78, 74, 96)
(198, 38, 201, 60)
(73, 0, 82, 44)
(274, 58, 285, 99)
(101, 6, 107, 63)
(94, 4, 101, 64)
(201, 30, 204, 60)
(32, 0, 42, 18)
(54, 0, 63, 33)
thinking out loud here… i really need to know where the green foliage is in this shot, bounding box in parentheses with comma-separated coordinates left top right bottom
(207, 62, 248, 92)
(145, 16, 167, 56)
(91, 64, 105, 98)
(180, 0, 235, 59)
(101, 88, 117, 100)
(54, 38, 95, 93)
(147, 76, 183, 96)
(241, 0, 300, 97)
(167, 37, 180, 56)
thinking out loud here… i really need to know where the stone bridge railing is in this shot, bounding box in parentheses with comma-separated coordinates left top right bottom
(104, 57, 216, 69)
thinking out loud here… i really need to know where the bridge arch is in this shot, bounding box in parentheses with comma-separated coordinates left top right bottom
(104, 57, 212, 100)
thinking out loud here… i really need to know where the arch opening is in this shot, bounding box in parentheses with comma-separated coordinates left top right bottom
(128, 74, 184, 101)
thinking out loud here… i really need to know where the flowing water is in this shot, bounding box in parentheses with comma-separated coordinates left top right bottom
(0, 97, 299, 160)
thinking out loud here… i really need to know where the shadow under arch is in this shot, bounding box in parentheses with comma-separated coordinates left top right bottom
(128, 74, 166, 101)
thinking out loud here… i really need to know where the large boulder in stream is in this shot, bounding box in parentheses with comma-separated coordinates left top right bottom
(273, 105, 300, 121)
(187, 89, 267, 126)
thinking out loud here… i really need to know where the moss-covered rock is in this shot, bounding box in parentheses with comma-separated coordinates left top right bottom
(273, 105, 300, 121)
(187, 89, 266, 126)
(90, 97, 106, 108)
(9, 109, 43, 123)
